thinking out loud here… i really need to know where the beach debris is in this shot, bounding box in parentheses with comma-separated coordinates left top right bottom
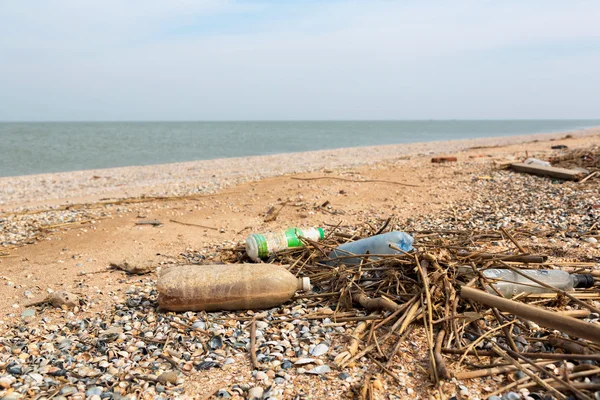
(465, 268, 594, 298)
(552, 144, 569, 150)
(109, 260, 155, 275)
(157, 263, 311, 311)
(264, 201, 288, 222)
(431, 156, 457, 163)
(26, 290, 80, 309)
(510, 162, 587, 180)
(524, 157, 551, 167)
(245, 227, 325, 262)
(157, 371, 179, 385)
(460, 286, 600, 345)
(135, 219, 162, 227)
(327, 231, 413, 266)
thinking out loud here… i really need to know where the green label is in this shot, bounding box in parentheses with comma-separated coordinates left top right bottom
(317, 227, 325, 240)
(252, 234, 269, 259)
(285, 228, 303, 247)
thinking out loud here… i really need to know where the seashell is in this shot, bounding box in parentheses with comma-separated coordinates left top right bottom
(208, 335, 223, 350)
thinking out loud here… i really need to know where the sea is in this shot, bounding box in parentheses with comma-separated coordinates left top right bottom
(1, 120, 599, 178)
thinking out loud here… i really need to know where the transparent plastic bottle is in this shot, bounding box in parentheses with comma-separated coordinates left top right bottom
(246, 227, 325, 262)
(482, 269, 594, 298)
(327, 231, 414, 266)
(157, 264, 311, 311)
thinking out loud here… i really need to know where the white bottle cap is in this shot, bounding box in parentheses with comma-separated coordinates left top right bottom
(300, 277, 311, 291)
(245, 236, 260, 262)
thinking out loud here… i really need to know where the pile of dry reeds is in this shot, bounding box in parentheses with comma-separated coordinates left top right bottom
(224, 224, 600, 399)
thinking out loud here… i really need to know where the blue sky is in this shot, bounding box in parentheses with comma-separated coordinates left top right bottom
(1, 0, 599, 121)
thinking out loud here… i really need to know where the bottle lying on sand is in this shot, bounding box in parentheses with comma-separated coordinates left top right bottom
(245, 227, 325, 262)
(480, 269, 594, 298)
(327, 231, 414, 266)
(157, 263, 311, 312)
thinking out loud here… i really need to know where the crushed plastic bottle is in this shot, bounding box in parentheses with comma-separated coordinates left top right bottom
(157, 263, 311, 311)
(481, 269, 594, 298)
(246, 227, 324, 262)
(327, 231, 414, 266)
(524, 158, 551, 167)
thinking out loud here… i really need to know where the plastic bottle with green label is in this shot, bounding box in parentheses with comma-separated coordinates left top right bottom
(246, 227, 325, 262)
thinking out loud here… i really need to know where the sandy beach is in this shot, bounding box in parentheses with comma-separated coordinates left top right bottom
(2, 127, 599, 211)
(1, 129, 599, 400)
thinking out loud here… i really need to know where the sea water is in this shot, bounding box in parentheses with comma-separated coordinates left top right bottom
(1, 120, 599, 177)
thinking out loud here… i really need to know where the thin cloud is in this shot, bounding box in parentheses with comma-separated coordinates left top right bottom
(0, 1, 599, 120)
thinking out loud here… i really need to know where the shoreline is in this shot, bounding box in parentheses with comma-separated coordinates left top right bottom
(1, 127, 599, 211)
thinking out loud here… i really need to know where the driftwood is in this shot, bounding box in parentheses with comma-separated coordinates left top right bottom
(460, 287, 600, 345)
(511, 163, 586, 181)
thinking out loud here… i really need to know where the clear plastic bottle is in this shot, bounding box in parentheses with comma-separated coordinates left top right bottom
(245, 227, 324, 262)
(157, 264, 311, 311)
(482, 269, 594, 298)
(327, 231, 414, 265)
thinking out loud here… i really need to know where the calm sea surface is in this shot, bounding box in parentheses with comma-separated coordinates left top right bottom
(1, 120, 599, 177)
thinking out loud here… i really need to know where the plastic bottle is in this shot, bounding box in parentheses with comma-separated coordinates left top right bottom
(524, 158, 551, 167)
(482, 269, 594, 298)
(327, 231, 414, 265)
(246, 227, 325, 262)
(157, 263, 311, 311)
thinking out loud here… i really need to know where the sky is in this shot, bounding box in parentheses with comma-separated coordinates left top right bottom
(1, 0, 599, 121)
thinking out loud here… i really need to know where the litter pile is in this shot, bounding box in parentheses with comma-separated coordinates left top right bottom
(215, 225, 600, 399)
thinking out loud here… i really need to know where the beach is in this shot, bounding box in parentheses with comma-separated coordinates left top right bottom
(1, 127, 599, 211)
(1, 129, 599, 399)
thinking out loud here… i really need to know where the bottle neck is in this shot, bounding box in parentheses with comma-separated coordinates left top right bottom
(297, 277, 311, 291)
(572, 274, 595, 288)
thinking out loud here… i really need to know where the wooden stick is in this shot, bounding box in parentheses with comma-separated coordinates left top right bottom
(500, 227, 527, 253)
(250, 318, 259, 369)
(460, 287, 600, 345)
(169, 219, 218, 230)
(442, 348, 600, 361)
(520, 368, 600, 390)
(290, 176, 420, 187)
(579, 170, 598, 183)
(510, 162, 585, 181)
(158, 354, 188, 375)
(453, 360, 555, 380)
(489, 343, 566, 400)
(458, 251, 548, 263)
(352, 292, 401, 313)
(434, 330, 451, 380)
(505, 347, 592, 400)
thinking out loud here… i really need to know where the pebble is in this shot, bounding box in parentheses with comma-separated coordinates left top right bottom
(248, 386, 264, 400)
(0, 377, 13, 389)
(503, 392, 521, 400)
(60, 386, 77, 395)
(86, 387, 104, 397)
(256, 321, 269, 330)
(157, 371, 179, 385)
(7, 365, 22, 375)
(306, 365, 331, 375)
(1, 392, 23, 400)
(215, 389, 231, 398)
(310, 343, 329, 357)
(586, 237, 598, 243)
(294, 358, 316, 365)
(255, 371, 268, 381)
